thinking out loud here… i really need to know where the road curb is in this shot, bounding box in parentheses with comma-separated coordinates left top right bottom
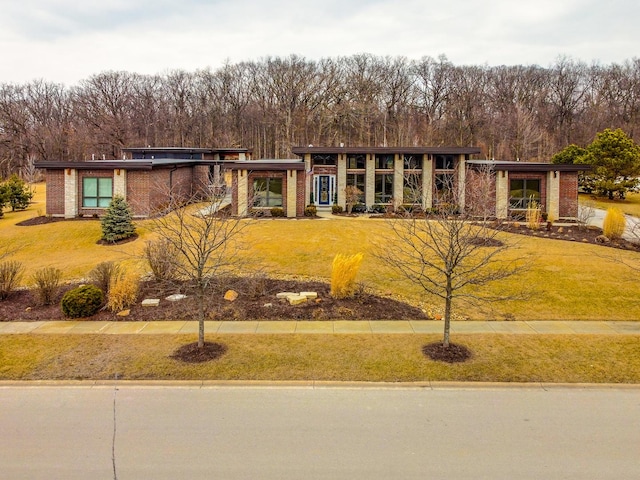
(1, 380, 639, 389)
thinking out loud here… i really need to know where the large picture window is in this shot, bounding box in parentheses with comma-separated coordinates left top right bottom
(509, 178, 541, 209)
(82, 177, 113, 208)
(253, 177, 283, 207)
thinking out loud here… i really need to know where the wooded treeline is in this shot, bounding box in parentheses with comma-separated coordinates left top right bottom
(2, 53, 640, 178)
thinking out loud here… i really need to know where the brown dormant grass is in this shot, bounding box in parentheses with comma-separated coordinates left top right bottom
(0, 334, 638, 383)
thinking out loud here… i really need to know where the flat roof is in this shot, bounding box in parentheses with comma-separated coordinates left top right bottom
(35, 158, 307, 171)
(292, 146, 482, 156)
(123, 146, 251, 154)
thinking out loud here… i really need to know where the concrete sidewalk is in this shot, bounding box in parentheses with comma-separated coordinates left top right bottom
(1, 320, 639, 335)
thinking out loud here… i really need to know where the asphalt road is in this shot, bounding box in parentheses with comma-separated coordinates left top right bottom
(0, 384, 638, 480)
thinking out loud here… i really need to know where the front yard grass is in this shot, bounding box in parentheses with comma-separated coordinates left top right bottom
(1, 334, 638, 383)
(2, 184, 640, 321)
(580, 192, 640, 217)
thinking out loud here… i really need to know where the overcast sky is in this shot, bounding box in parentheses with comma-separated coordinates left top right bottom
(1, 0, 638, 86)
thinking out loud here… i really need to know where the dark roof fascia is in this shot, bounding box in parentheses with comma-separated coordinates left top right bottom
(291, 146, 482, 156)
(34, 158, 218, 171)
(123, 147, 252, 154)
(466, 160, 591, 172)
(227, 160, 306, 171)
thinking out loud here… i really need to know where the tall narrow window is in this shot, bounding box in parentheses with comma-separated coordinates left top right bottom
(82, 177, 113, 207)
(346, 173, 366, 203)
(403, 173, 422, 204)
(375, 174, 394, 203)
(253, 177, 283, 207)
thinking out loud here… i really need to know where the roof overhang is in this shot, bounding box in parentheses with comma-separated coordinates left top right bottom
(466, 160, 591, 172)
(227, 160, 306, 171)
(291, 146, 482, 156)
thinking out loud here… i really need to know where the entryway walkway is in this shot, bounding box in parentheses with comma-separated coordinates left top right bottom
(1, 320, 638, 335)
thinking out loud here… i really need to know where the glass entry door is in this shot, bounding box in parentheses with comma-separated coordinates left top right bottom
(314, 175, 335, 206)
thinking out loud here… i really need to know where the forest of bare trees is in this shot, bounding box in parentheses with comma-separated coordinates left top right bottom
(2, 53, 640, 178)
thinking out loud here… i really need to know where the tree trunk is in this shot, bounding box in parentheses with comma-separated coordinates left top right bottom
(443, 277, 453, 348)
(197, 284, 205, 348)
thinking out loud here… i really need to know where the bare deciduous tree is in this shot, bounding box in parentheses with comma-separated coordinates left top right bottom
(376, 168, 527, 348)
(147, 181, 251, 348)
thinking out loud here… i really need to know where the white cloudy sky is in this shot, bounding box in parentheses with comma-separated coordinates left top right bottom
(1, 0, 638, 85)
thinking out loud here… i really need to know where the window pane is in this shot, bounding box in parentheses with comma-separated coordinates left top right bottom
(98, 178, 113, 197)
(84, 198, 98, 207)
(84, 178, 97, 197)
(98, 198, 112, 208)
(375, 154, 394, 169)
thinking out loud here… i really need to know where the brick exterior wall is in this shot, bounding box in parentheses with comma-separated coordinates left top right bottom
(559, 172, 579, 218)
(296, 170, 306, 216)
(126, 170, 151, 217)
(45, 170, 65, 216)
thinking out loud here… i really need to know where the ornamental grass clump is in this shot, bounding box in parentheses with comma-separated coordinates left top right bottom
(526, 198, 542, 231)
(32, 266, 62, 305)
(330, 252, 364, 299)
(0, 260, 23, 300)
(107, 270, 140, 312)
(603, 207, 626, 240)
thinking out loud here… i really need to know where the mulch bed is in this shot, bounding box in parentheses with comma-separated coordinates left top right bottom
(422, 342, 473, 363)
(169, 342, 228, 363)
(500, 222, 640, 251)
(0, 277, 428, 322)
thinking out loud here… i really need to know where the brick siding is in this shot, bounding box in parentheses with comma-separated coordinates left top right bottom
(559, 172, 579, 218)
(45, 170, 65, 216)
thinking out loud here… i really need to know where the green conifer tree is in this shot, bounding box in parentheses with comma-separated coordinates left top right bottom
(101, 195, 135, 243)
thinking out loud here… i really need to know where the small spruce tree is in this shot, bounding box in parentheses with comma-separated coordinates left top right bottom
(101, 195, 135, 243)
(4, 175, 33, 211)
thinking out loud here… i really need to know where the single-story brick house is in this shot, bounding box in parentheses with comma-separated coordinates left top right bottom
(35, 146, 585, 220)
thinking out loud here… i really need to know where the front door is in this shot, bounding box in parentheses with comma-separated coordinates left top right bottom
(314, 175, 335, 206)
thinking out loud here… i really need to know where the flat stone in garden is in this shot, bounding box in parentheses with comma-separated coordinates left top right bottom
(141, 299, 160, 307)
(287, 295, 308, 306)
(276, 292, 297, 299)
(300, 291, 318, 299)
(165, 294, 187, 302)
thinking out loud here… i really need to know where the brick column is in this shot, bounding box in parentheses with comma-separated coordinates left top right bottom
(423, 155, 433, 209)
(393, 154, 403, 210)
(286, 170, 297, 218)
(64, 168, 78, 218)
(113, 169, 126, 198)
(365, 154, 375, 207)
(237, 170, 249, 216)
(457, 155, 466, 210)
(547, 170, 560, 221)
(495, 170, 509, 219)
(337, 154, 346, 209)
